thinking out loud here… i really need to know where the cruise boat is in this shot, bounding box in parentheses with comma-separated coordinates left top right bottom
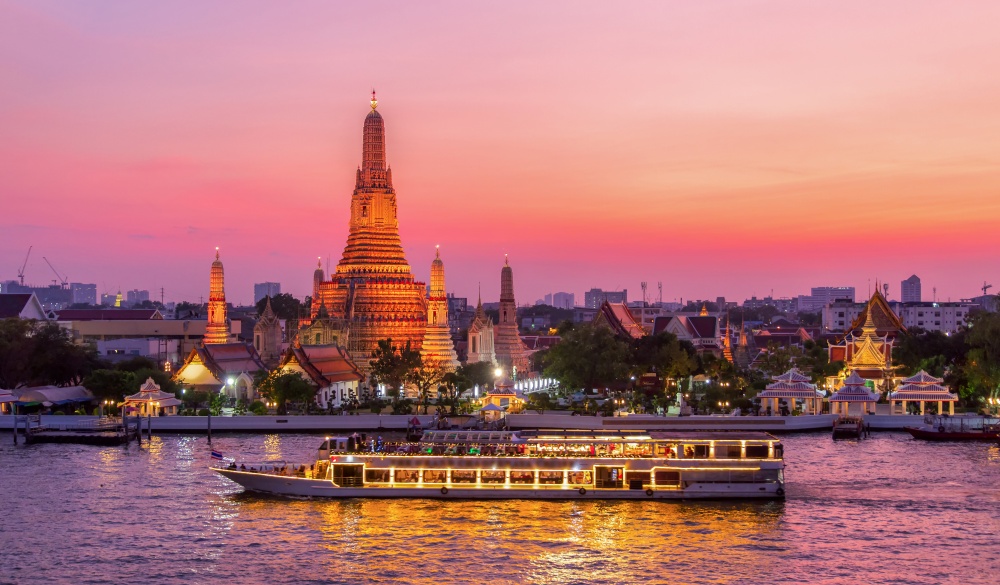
(904, 414, 1000, 441)
(213, 430, 786, 500)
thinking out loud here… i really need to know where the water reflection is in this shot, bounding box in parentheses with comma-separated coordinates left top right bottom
(2, 433, 998, 585)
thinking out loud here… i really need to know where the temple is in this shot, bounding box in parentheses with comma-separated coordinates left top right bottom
(303, 93, 428, 371)
(253, 296, 283, 366)
(592, 301, 646, 339)
(203, 248, 230, 344)
(466, 288, 497, 365)
(419, 246, 460, 371)
(827, 290, 902, 390)
(493, 256, 529, 377)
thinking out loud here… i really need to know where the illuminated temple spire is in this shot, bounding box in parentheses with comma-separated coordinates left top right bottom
(204, 247, 230, 344)
(494, 255, 529, 377)
(420, 246, 459, 370)
(308, 93, 428, 374)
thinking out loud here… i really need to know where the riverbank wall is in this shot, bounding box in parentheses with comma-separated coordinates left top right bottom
(0, 412, 921, 434)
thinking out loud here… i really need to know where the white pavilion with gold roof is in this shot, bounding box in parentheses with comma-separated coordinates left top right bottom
(888, 370, 957, 415)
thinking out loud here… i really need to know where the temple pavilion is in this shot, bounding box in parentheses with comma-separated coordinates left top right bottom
(829, 371, 879, 416)
(122, 377, 182, 417)
(827, 290, 903, 391)
(756, 369, 824, 415)
(888, 370, 957, 415)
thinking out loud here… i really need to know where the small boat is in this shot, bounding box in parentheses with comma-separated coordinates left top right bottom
(904, 414, 1000, 442)
(832, 416, 867, 439)
(213, 430, 786, 500)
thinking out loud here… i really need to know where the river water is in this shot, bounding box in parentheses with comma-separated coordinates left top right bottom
(0, 432, 997, 585)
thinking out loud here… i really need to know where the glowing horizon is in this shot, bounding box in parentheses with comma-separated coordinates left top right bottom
(2, 1, 999, 306)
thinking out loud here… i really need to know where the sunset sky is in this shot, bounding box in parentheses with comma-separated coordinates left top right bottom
(3, 1, 999, 306)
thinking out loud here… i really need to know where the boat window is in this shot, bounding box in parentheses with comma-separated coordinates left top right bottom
(567, 471, 592, 485)
(394, 469, 419, 483)
(445, 433, 458, 441)
(365, 469, 390, 483)
(626, 471, 650, 489)
(595, 466, 624, 489)
(729, 470, 757, 483)
(538, 471, 563, 485)
(683, 445, 709, 459)
(331, 464, 364, 487)
(744, 445, 768, 458)
(452, 470, 476, 483)
(718, 445, 742, 459)
(654, 470, 680, 486)
(481, 470, 505, 484)
(510, 471, 534, 484)
(422, 470, 446, 484)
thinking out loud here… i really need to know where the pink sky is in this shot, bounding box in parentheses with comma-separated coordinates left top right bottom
(2, 1, 999, 306)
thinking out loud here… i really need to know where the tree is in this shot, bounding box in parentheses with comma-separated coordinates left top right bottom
(255, 370, 316, 414)
(412, 362, 446, 414)
(255, 293, 305, 320)
(0, 318, 101, 388)
(83, 369, 136, 401)
(631, 332, 696, 379)
(542, 322, 630, 392)
(526, 392, 553, 413)
(963, 311, 1000, 404)
(368, 339, 421, 400)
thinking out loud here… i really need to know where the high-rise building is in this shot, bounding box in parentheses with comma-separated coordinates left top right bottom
(253, 282, 281, 304)
(70, 283, 97, 305)
(493, 256, 530, 376)
(901, 275, 921, 303)
(307, 93, 427, 369)
(204, 249, 230, 344)
(420, 247, 459, 370)
(126, 289, 150, 306)
(584, 288, 627, 309)
(552, 292, 574, 309)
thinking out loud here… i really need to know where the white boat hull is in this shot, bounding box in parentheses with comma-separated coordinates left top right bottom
(214, 469, 784, 500)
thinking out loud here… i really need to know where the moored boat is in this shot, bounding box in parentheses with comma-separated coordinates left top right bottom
(213, 430, 785, 500)
(832, 416, 868, 440)
(904, 414, 1000, 442)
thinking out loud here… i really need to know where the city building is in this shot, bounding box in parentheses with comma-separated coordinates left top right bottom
(306, 93, 427, 371)
(822, 295, 973, 334)
(70, 283, 97, 305)
(253, 282, 281, 304)
(0, 281, 72, 309)
(901, 275, 921, 303)
(493, 256, 530, 377)
(522, 315, 551, 331)
(56, 308, 243, 364)
(797, 286, 855, 312)
(277, 344, 364, 411)
(584, 288, 627, 309)
(204, 249, 230, 344)
(125, 289, 150, 307)
(552, 292, 574, 310)
(419, 247, 459, 371)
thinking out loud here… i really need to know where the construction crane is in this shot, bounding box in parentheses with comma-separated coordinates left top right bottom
(17, 246, 32, 285)
(43, 256, 69, 288)
(983, 281, 993, 296)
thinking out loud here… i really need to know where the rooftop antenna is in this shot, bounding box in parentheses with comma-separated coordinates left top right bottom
(983, 281, 993, 296)
(658, 281, 663, 304)
(883, 282, 889, 300)
(641, 281, 648, 306)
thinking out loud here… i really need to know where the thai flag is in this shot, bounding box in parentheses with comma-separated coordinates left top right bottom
(211, 450, 225, 461)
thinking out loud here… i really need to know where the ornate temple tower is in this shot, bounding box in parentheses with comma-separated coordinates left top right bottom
(254, 296, 283, 365)
(312, 257, 324, 302)
(309, 93, 427, 369)
(420, 246, 460, 370)
(466, 289, 496, 365)
(204, 248, 230, 344)
(493, 255, 530, 377)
